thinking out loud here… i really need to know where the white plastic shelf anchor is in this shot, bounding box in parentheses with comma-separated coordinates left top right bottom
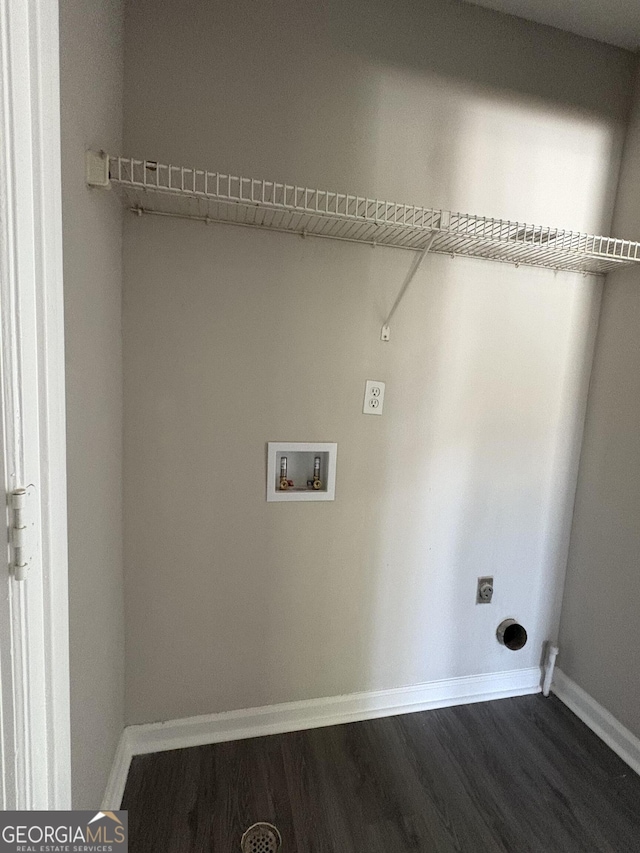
(85, 149, 110, 188)
(381, 232, 437, 341)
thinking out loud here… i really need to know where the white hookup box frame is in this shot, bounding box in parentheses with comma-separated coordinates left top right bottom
(266, 442, 337, 502)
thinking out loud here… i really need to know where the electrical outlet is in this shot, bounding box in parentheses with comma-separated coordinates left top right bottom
(363, 380, 385, 415)
(477, 576, 494, 604)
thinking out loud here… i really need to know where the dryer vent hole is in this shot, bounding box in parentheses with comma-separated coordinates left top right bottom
(241, 822, 282, 853)
(503, 623, 527, 650)
(497, 618, 528, 651)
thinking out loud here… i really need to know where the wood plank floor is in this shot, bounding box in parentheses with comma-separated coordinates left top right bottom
(122, 695, 640, 852)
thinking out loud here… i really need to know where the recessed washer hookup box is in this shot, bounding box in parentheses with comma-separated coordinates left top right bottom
(266, 442, 337, 502)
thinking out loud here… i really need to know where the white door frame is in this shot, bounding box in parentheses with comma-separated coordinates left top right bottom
(0, 0, 71, 808)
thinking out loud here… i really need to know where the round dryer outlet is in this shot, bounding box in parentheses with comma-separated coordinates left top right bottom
(477, 577, 494, 604)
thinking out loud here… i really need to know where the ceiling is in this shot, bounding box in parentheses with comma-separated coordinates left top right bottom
(465, 0, 640, 51)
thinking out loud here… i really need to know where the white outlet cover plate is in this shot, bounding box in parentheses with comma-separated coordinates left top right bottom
(363, 380, 385, 415)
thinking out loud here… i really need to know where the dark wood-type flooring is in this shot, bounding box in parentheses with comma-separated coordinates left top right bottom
(122, 694, 640, 852)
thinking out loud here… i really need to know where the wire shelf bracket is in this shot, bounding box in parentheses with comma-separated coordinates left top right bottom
(88, 152, 640, 338)
(381, 232, 437, 341)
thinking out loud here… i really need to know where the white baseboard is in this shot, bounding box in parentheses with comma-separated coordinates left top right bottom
(552, 668, 640, 778)
(103, 666, 541, 807)
(128, 667, 541, 755)
(102, 729, 134, 811)
(103, 666, 640, 808)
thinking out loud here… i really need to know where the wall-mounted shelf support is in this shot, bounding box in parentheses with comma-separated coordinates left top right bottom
(381, 232, 437, 341)
(85, 149, 110, 188)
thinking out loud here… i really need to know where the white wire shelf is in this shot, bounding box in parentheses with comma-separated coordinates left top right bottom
(104, 155, 640, 276)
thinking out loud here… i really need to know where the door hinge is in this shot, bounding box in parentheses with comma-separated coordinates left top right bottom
(9, 488, 33, 581)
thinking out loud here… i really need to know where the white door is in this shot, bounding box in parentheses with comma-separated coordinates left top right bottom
(0, 0, 71, 808)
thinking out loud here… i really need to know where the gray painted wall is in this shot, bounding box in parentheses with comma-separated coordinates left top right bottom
(60, 0, 125, 808)
(559, 63, 640, 740)
(121, 0, 635, 726)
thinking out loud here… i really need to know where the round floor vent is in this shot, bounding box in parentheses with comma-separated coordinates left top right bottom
(240, 822, 282, 853)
